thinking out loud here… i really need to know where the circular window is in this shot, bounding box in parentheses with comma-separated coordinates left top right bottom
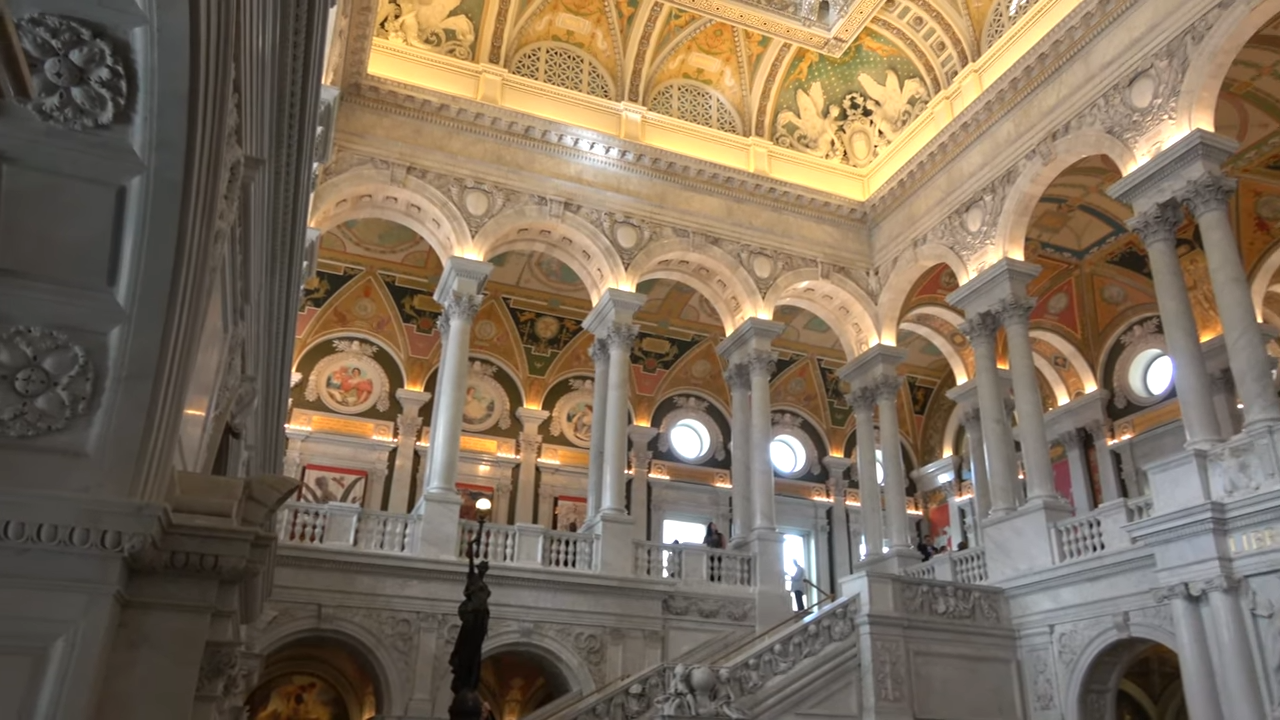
(669, 418, 711, 462)
(770, 434, 807, 476)
(1129, 348, 1174, 399)
(876, 459, 885, 486)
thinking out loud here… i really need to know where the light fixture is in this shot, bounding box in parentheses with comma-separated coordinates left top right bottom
(475, 497, 492, 512)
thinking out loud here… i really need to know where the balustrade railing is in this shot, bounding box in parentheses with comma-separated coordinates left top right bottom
(1054, 513, 1106, 562)
(278, 502, 418, 554)
(355, 509, 417, 553)
(902, 561, 937, 580)
(633, 542, 753, 588)
(278, 503, 327, 545)
(951, 547, 988, 584)
(1124, 496, 1154, 522)
(457, 521, 597, 571)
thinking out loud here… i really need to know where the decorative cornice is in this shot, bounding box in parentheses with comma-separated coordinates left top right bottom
(345, 80, 868, 224)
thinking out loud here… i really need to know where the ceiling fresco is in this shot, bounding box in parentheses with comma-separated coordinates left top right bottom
(368, 0, 980, 168)
(1216, 14, 1280, 151)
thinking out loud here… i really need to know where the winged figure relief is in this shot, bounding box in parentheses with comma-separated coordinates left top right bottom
(378, 0, 477, 59)
(774, 82, 843, 160)
(856, 69, 927, 141)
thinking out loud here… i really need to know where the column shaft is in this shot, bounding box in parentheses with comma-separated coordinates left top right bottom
(586, 339, 610, 519)
(600, 326, 637, 516)
(1202, 579, 1267, 718)
(964, 312, 1018, 514)
(1161, 586, 1223, 720)
(726, 363, 754, 543)
(629, 426, 658, 541)
(875, 377, 910, 550)
(962, 411, 992, 519)
(515, 435, 540, 524)
(1130, 203, 1222, 446)
(1002, 303, 1058, 500)
(425, 294, 481, 494)
(748, 351, 777, 532)
(1184, 176, 1280, 428)
(1088, 422, 1123, 503)
(823, 458, 853, 578)
(1060, 431, 1092, 512)
(853, 392, 884, 557)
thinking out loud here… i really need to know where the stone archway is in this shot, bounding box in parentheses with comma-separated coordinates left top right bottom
(478, 647, 576, 720)
(246, 635, 387, 720)
(1076, 639, 1186, 720)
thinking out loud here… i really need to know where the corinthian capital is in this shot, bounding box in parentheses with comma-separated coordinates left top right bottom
(1153, 582, 1190, 604)
(1191, 574, 1240, 596)
(396, 414, 423, 439)
(996, 296, 1035, 328)
(724, 362, 752, 392)
(443, 292, 484, 323)
(746, 350, 777, 378)
(848, 386, 877, 413)
(604, 324, 639, 351)
(1181, 174, 1237, 217)
(1128, 200, 1183, 250)
(873, 375, 902, 403)
(589, 336, 610, 364)
(959, 311, 1001, 346)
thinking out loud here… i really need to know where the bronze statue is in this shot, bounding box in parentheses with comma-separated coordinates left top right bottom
(448, 525, 491, 720)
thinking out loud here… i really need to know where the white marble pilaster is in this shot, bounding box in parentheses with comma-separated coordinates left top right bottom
(998, 293, 1059, 502)
(389, 389, 430, 513)
(1195, 575, 1267, 719)
(1183, 171, 1280, 428)
(849, 387, 884, 557)
(956, 312, 1018, 515)
(947, 380, 991, 521)
(1155, 583, 1223, 720)
(628, 425, 658, 541)
(1058, 430, 1092, 513)
(1086, 421, 1123, 504)
(723, 361, 754, 544)
(874, 375, 910, 551)
(514, 407, 549, 525)
(822, 456, 853, 579)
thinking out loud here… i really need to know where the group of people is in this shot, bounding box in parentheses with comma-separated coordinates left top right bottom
(916, 534, 968, 561)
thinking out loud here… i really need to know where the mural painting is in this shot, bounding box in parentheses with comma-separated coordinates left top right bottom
(462, 362, 514, 433)
(300, 466, 368, 505)
(306, 340, 393, 416)
(549, 379, 596, 448)
(249, 673, 349, 720)
(376, 0, 483, 61)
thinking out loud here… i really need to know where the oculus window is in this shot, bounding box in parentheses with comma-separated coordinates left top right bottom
(669, 418, 711, 462)
(770, 434, 807, 476)
(1130, 348, 1174, 399)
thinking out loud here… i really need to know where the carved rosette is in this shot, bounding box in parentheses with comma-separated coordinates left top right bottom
(15, 14, 129, 130)
(0, 326, 95, 438)
(1127, 200, 1183, 250)
(1181, 174, 1237, 217)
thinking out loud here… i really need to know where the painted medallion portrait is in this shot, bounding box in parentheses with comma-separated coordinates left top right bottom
(460, 362, 512, 433)
(462, 381, 498, 428)
(305, 340, 392, 416)
(248, 673, 349, 720)
(322, 359, 380, 412)
(549, 379, 595, 449)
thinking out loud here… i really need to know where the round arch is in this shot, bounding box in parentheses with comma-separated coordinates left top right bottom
(1061, 622, 1179, 720)
(765, 269, 880, 357)
(1178, 0, 1280, 137)
(482, 632, 599, 695)
(627, 240, 764, 334)
(652, 387, 733, 422)
(1031, 352, 1070, 408)
(473, 206, 627, 303)
(995, 132, 1138, 264)
(1030, 329, 1099, 393)
(878, 248, 968, 346)
(940, 404, 963, 459)
(255, 621, 405, 716)
(1251, 241, 1280, 322)
(310, 168, 469, 260)
(900, 321, 968, 383)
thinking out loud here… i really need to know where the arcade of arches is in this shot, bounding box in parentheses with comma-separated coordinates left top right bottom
(13, 1, 1280, 720)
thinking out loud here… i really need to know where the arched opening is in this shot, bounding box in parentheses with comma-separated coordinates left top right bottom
(479, 648, 574, 720)
(247, 636, 384, 720)
(1077, 639, 1185, 720)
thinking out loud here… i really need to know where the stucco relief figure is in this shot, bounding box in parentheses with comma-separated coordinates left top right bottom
(775, 83, 842, 160)
(378, 0, 476, 60)
(856, 70, 927, 141)
(774, 73, 929, 168)
(656, 664, 695, 716)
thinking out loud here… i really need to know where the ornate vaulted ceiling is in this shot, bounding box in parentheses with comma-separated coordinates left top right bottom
(355, 0, 1061, 199)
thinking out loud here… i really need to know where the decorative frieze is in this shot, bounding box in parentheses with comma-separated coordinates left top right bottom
(896, 579, 1003, 625)
(661, 594, 753, 622)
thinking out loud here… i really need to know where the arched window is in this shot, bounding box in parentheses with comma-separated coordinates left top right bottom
(510, 43, 616, 100)
(649, 82, 743, 136)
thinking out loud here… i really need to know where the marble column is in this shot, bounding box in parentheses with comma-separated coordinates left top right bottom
(960, 312, 1018, 515)
(850, 387, 884, 557)
(1086, 420, 1123, 503)
(747, 350, 778, 532)
(717, 318, 787, 628)
(1197, 576, 1267, 719)
(948, 380, 991, 522)
(514, 407, 549, 525)
(724, 362, 754, 545)
(389, 389, 430, 513)
(582, 289, 646, 574)
(629, 425, 658, 541)
(1126, 202, 1224, 446)
(415, 258, 492, 558)
(585, 338, 610, 519)
(823, 456, 853, 579)
(1058, 429, 1092, 513)
(282, 430, 306, 479)
(999, 297, 1059, 501)
(1183, 173, 1280, 428)
(1156, 583, 1223, 720)
(874, 376, 911, 551)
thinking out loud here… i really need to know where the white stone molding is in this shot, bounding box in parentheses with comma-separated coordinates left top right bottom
(305, 339, 392, 415)
(14, 13, 129, 130)
(0, 325, 95, 438)
(657, 395, 726, 464)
